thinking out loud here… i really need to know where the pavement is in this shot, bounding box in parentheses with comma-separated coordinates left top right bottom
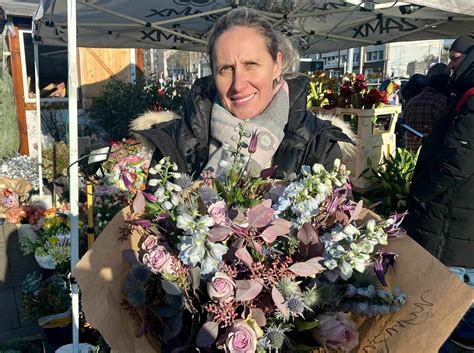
(0, 222, 42, 344)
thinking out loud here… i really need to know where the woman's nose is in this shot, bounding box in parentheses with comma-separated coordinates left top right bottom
(231, 69, 248, 92)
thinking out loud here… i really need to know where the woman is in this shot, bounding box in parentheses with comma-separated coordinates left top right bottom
(132, 7, 353, 179)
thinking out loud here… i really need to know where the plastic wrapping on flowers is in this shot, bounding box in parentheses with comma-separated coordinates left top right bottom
(101, 138, 150, 193)
(119, 124, 407, 352)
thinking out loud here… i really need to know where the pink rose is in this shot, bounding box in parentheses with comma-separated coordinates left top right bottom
(142, 235, 158, 251)
(208, 201, 227, 225)
(207, 272, 235, 302)
(143, 245, 172, 274)
(312, 312, 359, 352)
(219, 320, 257, 353)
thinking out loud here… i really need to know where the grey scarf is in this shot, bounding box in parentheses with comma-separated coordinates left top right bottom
(205, 82, 289, 177)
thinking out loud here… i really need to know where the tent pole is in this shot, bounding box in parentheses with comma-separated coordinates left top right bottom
(33, 43, 43, 196)
(67, 0, 80, 352)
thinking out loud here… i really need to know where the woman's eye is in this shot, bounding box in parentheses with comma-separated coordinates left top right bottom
(219, 66, 232, 74)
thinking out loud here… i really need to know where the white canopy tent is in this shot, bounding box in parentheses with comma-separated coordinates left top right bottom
(33, 0, 474, 53)
(30, 1, 474, 352)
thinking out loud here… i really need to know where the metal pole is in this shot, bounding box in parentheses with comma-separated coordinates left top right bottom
(359, 47, 365, 74)
(67, 0, 80, 351)
(33, 43, 43, 196)
(347, 48, 354, 73)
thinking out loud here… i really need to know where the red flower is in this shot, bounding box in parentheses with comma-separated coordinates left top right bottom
(355, 74, 365, 82)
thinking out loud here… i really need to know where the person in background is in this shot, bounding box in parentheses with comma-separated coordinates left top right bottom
(403, 34, 474, 352)
(131, 8, 353, 181)
(402, 63, 450, 151)
(400, 73, 430, 103)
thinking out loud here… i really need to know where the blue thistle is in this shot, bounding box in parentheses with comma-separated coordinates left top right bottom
(198, 186, 219, 204)
(264, 326, 288, 350)
(131, 264, 150, 284)
(287, 297, 306, 318)
(277, 278, 301, 299)
(174, 174, 194, 189)
(127, 287, 146, 308)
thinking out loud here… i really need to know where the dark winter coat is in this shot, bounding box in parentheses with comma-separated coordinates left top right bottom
(404, 51, 474, 267)
(137, 75, 353, 179)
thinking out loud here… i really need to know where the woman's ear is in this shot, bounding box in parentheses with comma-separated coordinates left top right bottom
(273, 51, 283, 79)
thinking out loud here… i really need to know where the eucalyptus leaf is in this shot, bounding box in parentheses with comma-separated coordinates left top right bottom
(161, 279, 182, 296)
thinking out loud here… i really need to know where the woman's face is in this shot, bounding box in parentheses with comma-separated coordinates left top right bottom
(212, 26, 282, 119)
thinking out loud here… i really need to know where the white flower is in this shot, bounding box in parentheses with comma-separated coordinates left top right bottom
(148, 178, 159, 187)
(148, 167, 158, 175)
(301, 165, 312, 176)
(197, 215, 215, 228)
(176, 214, 195, 231)
(338, 260, 353, 280)
(312, 163, 324, 174)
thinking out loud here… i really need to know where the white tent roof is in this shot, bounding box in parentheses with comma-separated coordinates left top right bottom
(32, 0, 474, 53)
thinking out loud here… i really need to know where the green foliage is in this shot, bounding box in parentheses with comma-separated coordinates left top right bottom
(0, 35, 20, 158)
(42, 141, 69, 182)
(362, 147, 419, 215)
(88, 78, 189, 140)
(21, 272, 70, 321)
(88, 78, 160, 140)
(0, 338, 44, 353)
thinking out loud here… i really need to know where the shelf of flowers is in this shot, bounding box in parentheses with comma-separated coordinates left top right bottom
(308, 73, 402, 191)
(0, 139, 150, 351)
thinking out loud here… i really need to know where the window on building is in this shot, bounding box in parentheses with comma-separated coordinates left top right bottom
(366, 50, 384, 62)
(19, 30, 68, 102)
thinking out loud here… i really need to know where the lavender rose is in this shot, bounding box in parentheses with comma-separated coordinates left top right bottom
(207, 272, 235, 302)
(312, 312, 359, 352)
(208, 201, 227, 225)
(142, 245, 172, 274)
(219, 320, 257, 353)
(142, 235, 158, 251)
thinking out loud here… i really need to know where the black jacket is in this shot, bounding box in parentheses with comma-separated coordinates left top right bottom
(404, 92, 474, 267)
(138, 75, 352, 179)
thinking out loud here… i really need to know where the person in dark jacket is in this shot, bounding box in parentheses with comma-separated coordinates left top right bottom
(132, 8, 352, 180)
(404, 34, 474, 351)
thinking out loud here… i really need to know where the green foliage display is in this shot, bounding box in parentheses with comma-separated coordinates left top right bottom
(88, 78, 189, 140)
(21, 271, 70, 321)
(0, 36, 20, 158)
(362, 147, 419, 215)
(42, 141, 69, 182)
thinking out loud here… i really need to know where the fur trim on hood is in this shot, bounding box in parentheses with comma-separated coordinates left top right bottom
(130, 111, 179, 152)
(130, 110, 360, 162)
(318, 113, 362, 162)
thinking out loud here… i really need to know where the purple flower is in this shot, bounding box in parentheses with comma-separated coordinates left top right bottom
(141, 234, 158, 251)
(143, 192, 158, 202)
(121, 173, 133, 189)
(312, 312, 359, 352)
(142, 245, 172, 274)
(207, 272, 235, 302)
(219, 320, 257, 353)
(374, 251, 398, 286)
(260, 166, 277, 180)
(208, 201, 227, 225)
(128, 219, 152, 228)
(384, 211, 408, 237)
(248, 131, 259, 154)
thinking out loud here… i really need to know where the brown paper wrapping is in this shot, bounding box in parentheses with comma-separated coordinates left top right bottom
(0, 176, 32, 217)
(75, 207, 157, 352)
(76, 207, 473, 353)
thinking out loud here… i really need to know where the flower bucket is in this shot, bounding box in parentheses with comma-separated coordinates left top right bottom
(39, 310, 72, 347)
(55, 343, 94, 353)
(35, 253, 56, 270)
(16, 223, 39, 243)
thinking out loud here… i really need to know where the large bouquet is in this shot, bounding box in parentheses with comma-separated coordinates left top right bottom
(120, 125, 406, 352)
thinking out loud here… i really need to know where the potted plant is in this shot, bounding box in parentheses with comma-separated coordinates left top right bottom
(21, 271, 72, 347)
(20, 210, 71, 272)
